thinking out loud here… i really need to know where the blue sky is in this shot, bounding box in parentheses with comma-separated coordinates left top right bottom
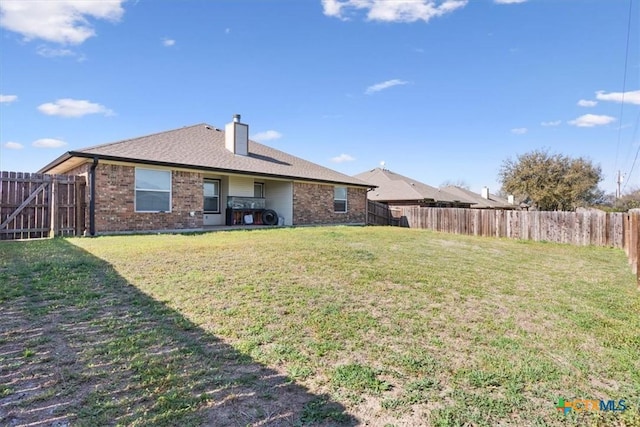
(1, 0, 639, 195)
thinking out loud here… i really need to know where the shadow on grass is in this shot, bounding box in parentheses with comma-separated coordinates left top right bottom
(0, 239, 357, 426)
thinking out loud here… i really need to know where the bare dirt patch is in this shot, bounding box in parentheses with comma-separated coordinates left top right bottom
(0, 239, 355, 427)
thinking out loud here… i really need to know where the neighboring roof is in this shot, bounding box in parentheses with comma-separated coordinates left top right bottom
(441, 185, 515, 209)
(39, 123, 371, 187)
(354, 168, 464, 203)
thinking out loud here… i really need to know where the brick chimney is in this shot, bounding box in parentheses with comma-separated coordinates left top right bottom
(225, 114, 248, 155)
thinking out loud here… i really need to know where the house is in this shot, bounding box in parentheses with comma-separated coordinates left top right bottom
(39, 115, 372, 235)
(441, 185, 517, 210)
(354, 168, 472, 208)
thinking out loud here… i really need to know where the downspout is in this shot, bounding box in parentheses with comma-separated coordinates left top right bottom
(89, 157, 98, 236)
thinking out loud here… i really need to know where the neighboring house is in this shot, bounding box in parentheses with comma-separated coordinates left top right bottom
(39, 115, 372, 235)
(441, 185, 517, 210)
(354, 168, 472, 208)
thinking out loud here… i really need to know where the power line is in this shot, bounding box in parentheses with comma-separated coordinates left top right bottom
(621, 110, 640, 193)
(613, 0, 634, 188)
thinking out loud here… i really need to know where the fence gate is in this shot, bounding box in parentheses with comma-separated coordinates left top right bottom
(367, 200, 404, 226)
(0, 172, 85, 240)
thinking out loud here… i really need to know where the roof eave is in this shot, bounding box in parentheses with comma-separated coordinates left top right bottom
(37, 151, 75, 174)
(42, 151, 372, 188)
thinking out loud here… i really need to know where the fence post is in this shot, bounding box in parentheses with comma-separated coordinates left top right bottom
(633, 213, 637, 268)
(629, 209, 640, 290)
(49, 176, 57, 238)
(636, 212, 640, 290)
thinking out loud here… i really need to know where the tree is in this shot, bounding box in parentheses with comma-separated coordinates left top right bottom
(615, 188, 640, 211)
(440, 179, 470, 190)
(498, 149, 603, 211)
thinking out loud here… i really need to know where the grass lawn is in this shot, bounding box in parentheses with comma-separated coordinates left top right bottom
(1, 226, 639, 426)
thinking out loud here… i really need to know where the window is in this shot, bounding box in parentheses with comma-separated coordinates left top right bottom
(135, 168, 171, 212)
(204, 179, 220, 213)
(334, 186, 347, 212)
(254, 182, 264, 198)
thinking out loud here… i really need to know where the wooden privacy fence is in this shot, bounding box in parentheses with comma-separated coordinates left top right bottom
(367, 200, 400, 226)
(397, 207, 625, 247)
(624, 209, 640, 286)
(0, 172, 86, 240)
(395, 206, 639, 286)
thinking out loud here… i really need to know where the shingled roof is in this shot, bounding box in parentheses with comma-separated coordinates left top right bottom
(354, 168, 463, 203)
(39, 123, 371, 187)
(441, 185, 516, 209)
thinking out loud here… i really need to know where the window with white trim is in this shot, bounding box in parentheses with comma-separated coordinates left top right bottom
(254, 182, 264, 198)
(204, 179, 220, 213)
(135, 168, 171, 212)
(334, 186, 347, 213)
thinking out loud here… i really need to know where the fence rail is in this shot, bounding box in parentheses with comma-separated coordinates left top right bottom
(0, 171, 85, 240)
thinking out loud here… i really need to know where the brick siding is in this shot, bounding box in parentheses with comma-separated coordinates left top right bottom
(67, 162, 202, 234)
(293, 182, 366, 225)
(65, 162, 366, 232)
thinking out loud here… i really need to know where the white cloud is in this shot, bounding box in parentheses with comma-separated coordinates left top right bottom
(510, 127, 528, 135)
(494, 0, 527, 4)
(577, 99, 597, 107)
(322, 0, 345, 18)
(36, 45, 79, 58)
(322, 0, 467, 23)
(33, 138, 67, 148)
(4, 141, 24, 149)
(568, 114, 616, 128)
(225, 28, 231, 34)
(0, 94, 17, 103)
(0, 0, 125, 45)
(541, 120, 561, 127)
(162, 38, 176, 47)
(596, 90, 640, 105)
(365, 79, 408, 95)
(38, 99, 114, 118)
(251, 130, 283, 142)
(331, 153, 356, 163)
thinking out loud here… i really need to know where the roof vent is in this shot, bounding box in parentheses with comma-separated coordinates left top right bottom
(225, 114, 248, 155)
